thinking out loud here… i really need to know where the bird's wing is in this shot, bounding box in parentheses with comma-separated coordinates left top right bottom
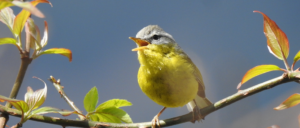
(184, 55, 212, 112)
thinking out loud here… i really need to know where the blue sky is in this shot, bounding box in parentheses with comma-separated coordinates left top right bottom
(1, 0, 300, 128)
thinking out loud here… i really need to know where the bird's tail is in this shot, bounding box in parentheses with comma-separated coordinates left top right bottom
(186, 96, 212, 121)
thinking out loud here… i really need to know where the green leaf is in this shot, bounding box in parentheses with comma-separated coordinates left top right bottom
(294, 51, 300, 63)
(91, 107, 132, 123)
(0, 37, 17, 45)
(0, 0, 14, 11)
(274, 93, 300, 110)
(0, 7, 15, 30)
(29, 107, 76, 118)
(237, 65, 281, 89)
(96, 99, 132, 111)
(84, 87, 98, 113)
(35, 48, 73, 62)
(254, 11, 289, 60)
(0, 95, 29, 113)
(292, 50, 300, 69)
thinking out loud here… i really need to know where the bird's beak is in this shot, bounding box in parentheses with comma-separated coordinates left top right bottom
(129, 37, 150, 51)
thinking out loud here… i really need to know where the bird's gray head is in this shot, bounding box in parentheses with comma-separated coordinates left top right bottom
(136, 25, 176, 45)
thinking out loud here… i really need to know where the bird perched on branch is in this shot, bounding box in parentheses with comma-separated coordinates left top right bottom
(129, 25, 212, 127)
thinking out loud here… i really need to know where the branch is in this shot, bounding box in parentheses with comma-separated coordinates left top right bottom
(48, 76, 85, 120)
(6, 55, 31, 108)
(0, 72, 299, 128)
(0, 54, 31, 128)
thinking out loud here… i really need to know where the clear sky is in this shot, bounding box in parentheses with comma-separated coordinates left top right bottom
(1, 0, 300, 128)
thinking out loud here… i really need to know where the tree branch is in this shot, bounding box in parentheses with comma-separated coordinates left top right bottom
(49, 76, 85, 120)
(0, 72, 299, 128)
(0, 54, 32, 128)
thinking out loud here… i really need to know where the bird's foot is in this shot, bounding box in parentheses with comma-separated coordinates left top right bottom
(191, 106, 204, 123)
(151, 114, 160, 128)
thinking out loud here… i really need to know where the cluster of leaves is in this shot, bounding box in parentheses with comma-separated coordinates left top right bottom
(83, 87, 133, 123)
(0, 77, 74, 126)
(0, 0, 72, 61)
(237, 11, 300, 110)
(0, 0, 134, 126)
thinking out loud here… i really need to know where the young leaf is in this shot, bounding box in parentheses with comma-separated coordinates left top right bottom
(35, 48, 73, 62)
(292, 50, 300, 70)
(91, 107, 132, 123)
(254, 11, 289, 60)
(12, 1, 44, 18)
(274, 93, 300, 110)
(0, 7, 15, 30)
(25, 18, 41, 50)
(13, 0, 51, 37)
(96, 99, 132, 111)
(0, 95, 29, 113)
(26, 80, 47, 111)
(0, 0, 14, 11)
(24, 86, 34, 103)
(40, 21, 48, 48)
(30, 107, 76, 118)
(84, 87, 98, 113)
(237, 65, 281, 89)
(0, 37, 17, 45)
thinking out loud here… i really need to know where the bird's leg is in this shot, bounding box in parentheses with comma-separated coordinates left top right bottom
(152, 107, 167, 128)
(191, 99, 203, 123)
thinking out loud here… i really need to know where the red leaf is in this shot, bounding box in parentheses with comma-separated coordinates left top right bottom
(254, 11, 289, 60)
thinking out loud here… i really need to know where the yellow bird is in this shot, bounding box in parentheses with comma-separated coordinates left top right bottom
(129, 25, 212, 127)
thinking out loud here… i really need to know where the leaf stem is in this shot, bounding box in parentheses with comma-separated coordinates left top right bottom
(6, 53, 31, 108)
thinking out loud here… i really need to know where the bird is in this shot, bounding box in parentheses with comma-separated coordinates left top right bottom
(129, 25, 212, 127)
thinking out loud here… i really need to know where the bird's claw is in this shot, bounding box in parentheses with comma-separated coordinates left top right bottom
(151, 115, 160, 128)
(191, 107, 204, 123)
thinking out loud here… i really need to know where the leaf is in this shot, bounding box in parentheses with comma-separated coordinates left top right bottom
(254, 11, 289, 60)
(13, 0, 51, 37)
(91, 107, 132, 123)
(12, 1, 44, 18)
(24, 86, 34, 103)
(40, 21, 48, 48)
(237, 65, 281, 89)
(84, 87, 98, 113)
(274, 93, 300, 110)
(0, 0, 14, 11)
(26, 80, 47, 111)
(30, 107, 76, 117)
(96, 99, 132, 111)
(292, 50, 300, 69)
(0, 7, 15, 30)
(25, 17, 41, 50)
(0, 37, 17, 45)
(0, 95, 29, 113)
(35, 48, 73, 62)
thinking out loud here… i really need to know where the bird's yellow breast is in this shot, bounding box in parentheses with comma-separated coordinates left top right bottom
(137, 44, 198, 107)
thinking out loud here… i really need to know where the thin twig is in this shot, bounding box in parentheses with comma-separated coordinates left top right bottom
(48, 76, 85, 120)
(0, 72, 299, 127)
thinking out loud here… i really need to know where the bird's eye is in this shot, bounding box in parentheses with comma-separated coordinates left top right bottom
(153, 35, 159, 40)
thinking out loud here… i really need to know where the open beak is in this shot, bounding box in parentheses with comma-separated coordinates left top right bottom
(129, 37, 150, 51)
